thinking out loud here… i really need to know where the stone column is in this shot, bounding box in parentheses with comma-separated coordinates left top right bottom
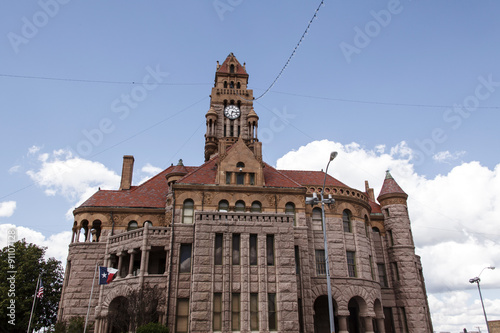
(164, 247, 170, 276)
(377, 317, 386, 333)
(363, 315, 374, 333)
(128, 249, 137, 277)
(338, 315, 349, 333)
(117, 252, 125, 279)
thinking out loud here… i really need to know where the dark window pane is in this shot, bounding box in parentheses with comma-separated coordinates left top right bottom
(315, 250, 326, 276)
(215, 234, 223, 265)
(232, 234, 240, 265)
(267, 235, 275, 266)
(250, 234, 257, 265)
(268, 293, 277, 330)
(179, 244, 191, 273)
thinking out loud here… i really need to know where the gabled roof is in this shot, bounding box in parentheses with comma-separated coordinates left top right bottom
(377, 170, 407, 200)
(278, 170, 348, 188)
(177, 157, 218, 185)
(217, 53, 248, 75)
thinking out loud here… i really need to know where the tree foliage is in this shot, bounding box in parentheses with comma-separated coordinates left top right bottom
(107, 286, 165, 332)
(0, 239, 64, 333)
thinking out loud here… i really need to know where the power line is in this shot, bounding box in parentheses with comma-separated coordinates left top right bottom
(252, 0, 325, 101)
(0, 73, 210, 86)
(266, 90, 500, 109)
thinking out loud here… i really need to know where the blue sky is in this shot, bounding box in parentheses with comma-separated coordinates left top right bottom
(1, 1, 500, 331)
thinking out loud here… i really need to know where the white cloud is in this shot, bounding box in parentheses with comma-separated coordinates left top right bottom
(28, 145, 42, 155)
(8, 165, 21, 174)
(0, 201, 16, 218)
(276, 139, 500, 331)
(433, 150, 466, 163)
(26, 149, 120, 219)
(137, 163, 163, 185)
(0, 223, 70, 265)
(141, 163, 162, 175)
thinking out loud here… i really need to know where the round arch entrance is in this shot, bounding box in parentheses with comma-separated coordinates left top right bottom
(347, 296, 368, 333)
(107, 296, 129, 333)
(313, 295, 338, 333)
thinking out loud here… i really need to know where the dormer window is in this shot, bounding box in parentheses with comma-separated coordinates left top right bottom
(230, 64, 235, 73)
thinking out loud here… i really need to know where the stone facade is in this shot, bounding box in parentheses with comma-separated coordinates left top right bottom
(57, 53, 433, 332)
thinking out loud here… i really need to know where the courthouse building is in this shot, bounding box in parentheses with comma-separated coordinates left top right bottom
(58, 53, 433, 332)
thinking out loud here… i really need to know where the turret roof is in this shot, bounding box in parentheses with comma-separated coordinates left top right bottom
(217, 53, 248, 75)
(377, 170, 407, 199)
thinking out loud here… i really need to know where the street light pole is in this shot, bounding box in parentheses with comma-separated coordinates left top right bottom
(469, 266, 495, 333)
(307, 151, 337, 333)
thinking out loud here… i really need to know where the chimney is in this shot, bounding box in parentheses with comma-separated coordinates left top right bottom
(119, 155, 134, 190)
(365, 180, 375, 202)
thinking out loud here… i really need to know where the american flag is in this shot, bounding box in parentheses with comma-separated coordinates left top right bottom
(36, 279, 44, 298)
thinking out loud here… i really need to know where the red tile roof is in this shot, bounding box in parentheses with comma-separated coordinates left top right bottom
(369, 199, 382, 214)
(378, 170, 407, 199)
(278, 170, 348, 188)
(263, 164, 302, 188)
(79, 165, 196, 209)
(177, 158, 218, 185)
(79, 160, 363, 209)
(217, 53, 248, 75)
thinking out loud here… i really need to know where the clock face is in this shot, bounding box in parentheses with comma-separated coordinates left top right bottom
(224, 105, 241, 120)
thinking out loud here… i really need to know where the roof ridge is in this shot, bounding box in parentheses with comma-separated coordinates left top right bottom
(264, 163, 303, 187)
(177, 156, 218, 183)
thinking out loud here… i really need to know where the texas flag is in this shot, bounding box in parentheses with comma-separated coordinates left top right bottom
(99, 266, 119, 285)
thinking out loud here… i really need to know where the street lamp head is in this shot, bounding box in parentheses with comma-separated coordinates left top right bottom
(488, 266, 495, 270)
(329, 151, 338, 161)
(469, 277, 480, 283)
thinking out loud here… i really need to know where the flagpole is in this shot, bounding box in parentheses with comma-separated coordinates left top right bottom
(84, 263, 98, 333)
(27, 275, 40, 333)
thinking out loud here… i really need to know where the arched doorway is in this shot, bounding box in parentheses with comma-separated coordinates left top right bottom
(347, 297, 368, 333)
(108, 296, 129, 333)
(313, 295, 338, 333)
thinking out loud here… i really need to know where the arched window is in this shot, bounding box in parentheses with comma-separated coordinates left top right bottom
(182, 199, 194, 224)
(236, 82, 241, 89)
(230, 64, 235, 73)
(364, 215, 370, 237)
(143, 221, 153, 227)
(218, 200, 229, 212)
(224, 81, 228, 88)
(230, 81, 234, 88)
(235, 200, 245, 212)
(91, 220, 101, 242)
(285, 202, 296, 226)
(343, 210, 352, 233)
(127, 221, 138, 231)
(81, 220, 89, 241)
(236, 162, 245, 168)
(312, 208, 322, 229)
(251, 201, 262, 213)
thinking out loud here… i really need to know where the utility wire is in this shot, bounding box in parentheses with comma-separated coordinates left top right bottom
(266, 90, 500, 109)
(0, 73, 209, 86)
(252, 0, 325, 101)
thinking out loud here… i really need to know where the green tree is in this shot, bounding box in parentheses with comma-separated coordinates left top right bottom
(0, 239, 64, 333)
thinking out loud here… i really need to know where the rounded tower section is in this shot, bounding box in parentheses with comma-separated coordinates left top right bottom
(377, 170, 432, 332)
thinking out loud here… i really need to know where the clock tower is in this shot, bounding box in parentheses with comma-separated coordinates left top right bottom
(204, 53, 259, 161)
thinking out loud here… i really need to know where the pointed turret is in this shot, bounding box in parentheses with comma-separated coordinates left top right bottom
(166, 159, 189, 186)
(377, 170, 408, 205)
